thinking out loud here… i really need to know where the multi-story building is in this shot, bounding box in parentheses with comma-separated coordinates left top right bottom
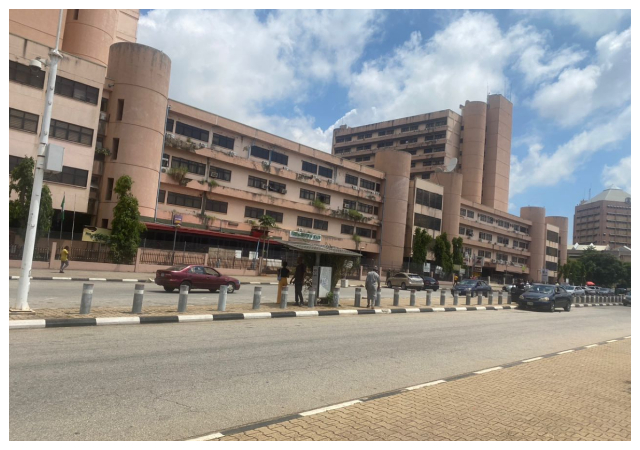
(573, 188, 631, 248)
(9, 9, 569, 282)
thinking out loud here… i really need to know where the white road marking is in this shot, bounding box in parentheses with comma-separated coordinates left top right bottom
(52, 277, 72, 280)
(585, 344, 598, 348)
(624, 336, 631, 339)
(522, 357, 543, 363)
(606, 339, 618, 343)
(405, 380, 446, 391)
(295, 311, 319, 317)
(474, 367, 503, 374)
(187, 432, 224, 441)
(242, 312, 272, 319)
(9, 319, 46, 329)
(299, 400, 362, 417)
(96, 317, 140, 326)
(122, 279, 138, 282)
(89, 278, 107, 281)
(177, 315, 213, 322)
(557, 350, 575, 354)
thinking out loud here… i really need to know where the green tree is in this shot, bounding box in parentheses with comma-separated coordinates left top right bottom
(433, 232, 453, 274)
(109, 176, 146, 264)
(412, 228, 429, 265)
(9, 157, 53, 240)
(451, 237, 464, 266)
(578, 250, 625, 287)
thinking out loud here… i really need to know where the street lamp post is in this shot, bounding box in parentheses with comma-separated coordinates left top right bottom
(12, 10, 64, 311)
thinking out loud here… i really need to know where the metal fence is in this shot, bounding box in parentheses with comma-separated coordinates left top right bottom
(139, 248, 206, 266)
(53, 247, 135, 265)
(9, 245, 50, 262)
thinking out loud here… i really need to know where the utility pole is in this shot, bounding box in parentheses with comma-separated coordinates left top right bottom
(13, 10, 64, 311)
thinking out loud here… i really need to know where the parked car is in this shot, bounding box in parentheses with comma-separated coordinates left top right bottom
(452, 279, 492, 297)
(598, 287, 613, 296)
(517, 284, 572, 312)
(386, 272, 424, 290)
(502, 284, 515, 292)
(155, 265, 241, 293)
(562, 285, 585, 297)
(623, 291, 631, 307)
(583, 286, 597, 295)
(421, 276, 439, 291)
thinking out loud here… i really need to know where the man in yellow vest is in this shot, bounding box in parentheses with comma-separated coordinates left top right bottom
(59, 246, 70, 273)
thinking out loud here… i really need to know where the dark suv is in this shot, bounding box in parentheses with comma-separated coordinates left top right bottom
(420, 276, 439, 291)
(452, 279, 492, 297)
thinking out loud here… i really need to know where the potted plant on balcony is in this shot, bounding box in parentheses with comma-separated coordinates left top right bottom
(250, 214, 276, 238)
(311, 197, 326, 210)
(167, 166, 189, 186)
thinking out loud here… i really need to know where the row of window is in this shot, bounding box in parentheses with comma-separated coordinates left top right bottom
(460, 207, 529, 234)
(250, 145, 289, 166)
(414, 213, 441, 231)
(10, 108, 94, 146)
(335, 119, 449, 143)
(14, 153, 88, 189)
(302, 160, 333, 179)
(546, 246, 559, 257)
(338, 145, 446, 156)
(546, 230, 559, 243)
(300, 188, 330, 204)
(415, 189, 443, 210)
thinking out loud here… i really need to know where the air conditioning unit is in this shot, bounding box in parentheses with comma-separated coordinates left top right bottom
(260, 183, 267, 190)
(199, 142, 207, 148)
(161, 167, 167, 173)
(280, 189, 287, 194)
(210, 173, 218, 179)
(351, 185, 358, 190)
(298, 228, 304, 232)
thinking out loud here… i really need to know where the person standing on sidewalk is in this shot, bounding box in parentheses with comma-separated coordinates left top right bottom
(59, 246, 70, 273)
(365, 266, 381, 308)
(276, 261, 290, 304)
(290, 257, 306, 306)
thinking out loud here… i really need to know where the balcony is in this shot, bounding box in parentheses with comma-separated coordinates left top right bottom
(165, 134, 202, 152)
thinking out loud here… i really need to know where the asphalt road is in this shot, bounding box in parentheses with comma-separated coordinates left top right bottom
(10, 306, 630, 440)
(8, 279, 453, 309)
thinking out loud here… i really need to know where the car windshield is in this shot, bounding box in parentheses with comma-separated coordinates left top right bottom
(458, 280, 476, 286)
(166, 265, 188, 272)
(563, 286, 575, 291)
(527, 285, 554, 294)
(408, 273, 420, 278)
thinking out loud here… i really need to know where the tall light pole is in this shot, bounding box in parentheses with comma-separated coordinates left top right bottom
(12, 10, 64, 311)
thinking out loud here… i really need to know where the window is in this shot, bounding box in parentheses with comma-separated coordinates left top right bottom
(421, 173, 431, 179)
(166, 118, 174, 132)
(49, 118, 93, 145)
(268, 181, 286, 193)
(478, 250, 491, 258)
(401, 125, 419, 132)
(171, 156, 206, 175)
(205, 199, 228, 214)
(343, 199, 356, 210)
(335, 147, 351, 155)
(158, 189, 166, 203)
(345, 174, 358, 185)
(250, 145, 270, 160)
(9, 60, 45, 89)
(112, 138, 119, 160)
(271, 150, 288, 166)
(318, 165, 333, 179)
(402, 149, 417, 155)
(245, 206, 264, 219)
(105, 178, 114, 200)
(341, 224, 354, 235)
(302, 161, 317, 174)
(411, 162, 416, 168)
(43, 165, 89, 188)
(9, 108, 38, 133)
(546, 246, 558, 257)
(73, 9, 79, 19)
(357, 202, 374, 214)
(414, 213, 441, 231)
(167, 192, 202, 209)
(316, 193, 331, 204)
(212, 133, 234, 150)
(399, 138, 418, 144)
(459, 226, 466, 235)
(248, 176, 267, 189)
(479, 232, 492, 242)
(355, 156, 371, 162)
(300, 189, 315, 200)
(335, 136, 352, 143)
(356, 144, 371, 150)
(547, 230, 559, 243)
(360, 178, 376, 190)
(546, 261, 558, 271)
(101, 218, 108, 228)
(313, 219, 328, 231)
(357, 133, 372, 139)
(378, 141, 394, 148)
(460, 208, 466, 216)
(415, 189, 442, 210)
(175, 121, 209, 142)
(496, 253, 508, 262)
(497, 236, 509, 245)
(355, 227, 372, 238)
(378, 130, 393, 136)
(466, 210, 475, 219)
(116, 99, 124, 121)
(209, 166, 231, 182)
(265, 210, 283, 223)
(162, 154, 169, 167)
(54, 76, 99, 104)
(297, 216, 313, 228)
(9, 155, 24, 173)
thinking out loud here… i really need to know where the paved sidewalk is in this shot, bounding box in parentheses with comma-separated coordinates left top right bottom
(207, 339, 631, 441)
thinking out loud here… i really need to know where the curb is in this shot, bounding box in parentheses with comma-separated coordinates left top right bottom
(9, 275, 150, 283)
(185, 335, 631, 441)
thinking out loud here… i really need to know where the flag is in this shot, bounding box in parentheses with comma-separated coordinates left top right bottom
(60, 193, 65, 221)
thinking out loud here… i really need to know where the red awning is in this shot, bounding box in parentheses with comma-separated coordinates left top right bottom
(586, 281, 595, 286)
(144, 222, 281, 245)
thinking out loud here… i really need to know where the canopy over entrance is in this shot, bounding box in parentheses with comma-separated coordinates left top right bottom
(283, 242, 361, 265)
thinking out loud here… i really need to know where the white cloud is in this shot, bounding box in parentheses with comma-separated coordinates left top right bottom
(546, 10, 630, 38)
(516, 45, 587, 85)
(529, 28, 630, 127)
(601, 156, 631, 192)
(510, 106, 630, 197)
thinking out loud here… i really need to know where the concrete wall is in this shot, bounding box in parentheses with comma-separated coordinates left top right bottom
(546, 216, 569, 268)
(436, 172, 464, 240)
(520, 206, 546, 282)
(62, 9, 118, 66)
(9, 9, 68, 49)
(482, 94, 512, 213)
(460, 101, 486, 203)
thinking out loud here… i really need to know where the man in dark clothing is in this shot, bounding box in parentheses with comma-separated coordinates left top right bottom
(290, 257, 306, 306)
(511, 278, 526, 303)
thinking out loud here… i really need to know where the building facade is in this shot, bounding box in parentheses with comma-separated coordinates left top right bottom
(573, 188, 631, 248)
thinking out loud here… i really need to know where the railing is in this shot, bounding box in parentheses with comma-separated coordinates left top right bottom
(139, 248, 206, 266)
(54, 247, 134, 265)
(9, 245, 50, 261)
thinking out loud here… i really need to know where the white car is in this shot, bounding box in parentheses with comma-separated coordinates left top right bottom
(563, 285, 585, 297)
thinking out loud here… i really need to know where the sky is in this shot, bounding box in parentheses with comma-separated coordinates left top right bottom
(137, 8, 632, 244)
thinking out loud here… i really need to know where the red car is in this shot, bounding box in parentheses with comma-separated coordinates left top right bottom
(155, 265, 240, 293)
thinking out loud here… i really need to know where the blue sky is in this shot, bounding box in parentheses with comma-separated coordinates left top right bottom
(137, 9, 631, 243)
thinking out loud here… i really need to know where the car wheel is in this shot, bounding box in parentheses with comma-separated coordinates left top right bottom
(433, 287, 438, 292)
(401, 282, 407, 290)
(179, 281, 191, 293)
(163, 286, 175, 293)
(226, 283, 235, 294)
(387, 281, 392, 288)
(549, 301, 555, 313)
(564, 300, 571, 312)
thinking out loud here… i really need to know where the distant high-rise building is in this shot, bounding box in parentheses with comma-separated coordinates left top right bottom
(573, 188, 631, 248)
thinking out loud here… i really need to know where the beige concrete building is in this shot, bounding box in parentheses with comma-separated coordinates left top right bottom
(573, 188, 631, 248)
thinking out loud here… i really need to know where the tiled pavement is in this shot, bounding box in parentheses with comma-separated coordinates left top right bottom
(204, 339, 631, 441)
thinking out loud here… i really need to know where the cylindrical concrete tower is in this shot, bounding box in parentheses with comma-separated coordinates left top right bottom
(374, 150, 412, 271)
(98, 43, 171, 225)
(460, 101, 486, 204)
(434, 172, 463, 240)
(520, 207, 546, 283)
(546, 216, 569, 269)
(61, 9, 118, 66)
(9, 9, 68, 49)
(482, 94, 512, 213)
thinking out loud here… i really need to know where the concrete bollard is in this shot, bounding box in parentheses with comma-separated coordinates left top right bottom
(178, 284, 189, 312)
(332, 288, 340, 307)
(132, 283, 145, 314)
(488, 291, 494, 305)
(218, 285, 228, 312)
(453, 291, 459, 306)
(426, 290, 432, 306)
(354, 287, 362, 307)
(308, 291, 316, 308)
(410, 289, 416, 307)
(280, 286, 288, 309)
(79, 283, 94, 314)
(477, 293, 483, 305)
(252, 286, 262, 310)
(466, 292, 471, 306)
(440, 290, 446, 306)
(375, 290, 381, 307)
(498, 291, 503, 305)
(507, 292, 512, 304)
(393, 288, 400, 306)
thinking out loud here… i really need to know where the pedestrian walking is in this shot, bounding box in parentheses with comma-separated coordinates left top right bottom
(59, 245, 70, 273)
(290, 257, 306, 306)
(365, 266, 381, 308)
(276, 260, 290, 304)
(453, 274, 459, 286)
